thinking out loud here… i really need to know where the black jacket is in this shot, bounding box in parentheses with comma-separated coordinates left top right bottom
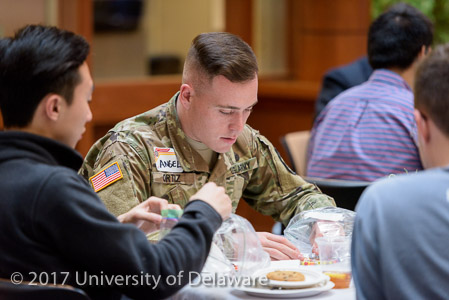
(0, 131, 222, 299)
(315, 56, 373, 119)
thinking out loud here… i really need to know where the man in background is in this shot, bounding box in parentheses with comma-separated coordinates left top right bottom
(80, 32, 336, 260)
(307, 3, 433, 181)
(0, 25, 231, 300)
(352, 43, 449, 300)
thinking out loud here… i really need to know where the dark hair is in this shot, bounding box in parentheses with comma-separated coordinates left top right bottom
(414, 43, 449, 138)
(368, 3, 433, 70)
(183, 32, 258, 88)
(0, 25, 89, 127)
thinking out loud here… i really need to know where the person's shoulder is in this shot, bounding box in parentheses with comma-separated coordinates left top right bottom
(100, 102, 170, 148)
(32, 163, 91, 204)
(236, 124, 276, 147)
(316, 84, 362, 116)
(35, 165, 114, 223)
(326, 57, 372, 80)
(39, 164, 102, 203)
(236, 125, 257, 143)
(113, 102, 168, 134)
(82, 104, 172, 173)
(345, 57, 372, 73)
(365, 171, 421, 192)
(356, 168, 449, 230)
(360, 169, 443, 207)
(42, 164, 88, 186)
(234, 125, 279, 158)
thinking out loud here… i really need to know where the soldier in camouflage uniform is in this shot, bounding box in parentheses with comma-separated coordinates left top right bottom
(80, 32, 335, 260)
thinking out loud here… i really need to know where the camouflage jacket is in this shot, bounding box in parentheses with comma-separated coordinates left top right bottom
(80, 93, 335, 226)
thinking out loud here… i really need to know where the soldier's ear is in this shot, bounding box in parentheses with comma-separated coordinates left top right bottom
(179, 84, 193, 109)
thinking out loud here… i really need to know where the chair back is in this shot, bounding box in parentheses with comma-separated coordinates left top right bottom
(0, 278, 90, 300)
(280, 130, 311, 177)
(305, 177, 370, 211)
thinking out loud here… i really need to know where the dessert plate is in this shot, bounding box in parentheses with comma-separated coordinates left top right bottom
(234, 280, 335, 299)
(252, 267, 329, 289)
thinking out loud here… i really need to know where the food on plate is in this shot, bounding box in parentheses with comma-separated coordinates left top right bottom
(266, 270, 305, 282)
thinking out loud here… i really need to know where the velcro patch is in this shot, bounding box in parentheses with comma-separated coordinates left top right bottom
(230, 158, 258, 175)
(152, 172, 195, 184)
(89, 161, 123, 192)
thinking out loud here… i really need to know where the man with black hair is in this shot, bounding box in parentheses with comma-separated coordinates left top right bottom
(307, 3, 433, 181)
(0, 25, 232, 300)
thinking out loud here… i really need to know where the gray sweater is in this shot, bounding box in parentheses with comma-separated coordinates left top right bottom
(352, 167, 449, 300)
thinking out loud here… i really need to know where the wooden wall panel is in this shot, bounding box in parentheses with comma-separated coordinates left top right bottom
(58, 0, 94, 154)
(288, 0, 370, 81)
(225, 0, 253, 46)
(295, 34, 368, 81)
(295, 0, 370, 31)
(248, 97, 315, 156)
(58, 0, 92, 42)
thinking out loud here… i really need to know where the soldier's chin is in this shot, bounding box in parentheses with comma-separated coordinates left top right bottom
(213, 144, 233, 154)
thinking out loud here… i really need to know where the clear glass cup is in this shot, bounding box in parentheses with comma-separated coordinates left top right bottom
(315, 236, 352, 289)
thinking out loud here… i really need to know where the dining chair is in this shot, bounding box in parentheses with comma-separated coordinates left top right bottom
(304, 177, 371, 211)
(279, 130, 311, 177)
(0, 278, 90, 300)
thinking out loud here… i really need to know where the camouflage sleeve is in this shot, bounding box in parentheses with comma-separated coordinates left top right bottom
(242, 134, 336, 227)
(79, 135, 151, 217)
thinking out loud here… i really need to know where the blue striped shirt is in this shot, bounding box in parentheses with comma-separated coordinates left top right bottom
(307, 69, 422, 181)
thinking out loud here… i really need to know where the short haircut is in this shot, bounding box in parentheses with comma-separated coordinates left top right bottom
(183, 32, 258, 91)
(414, 43, 449, 138)
(0, 25, 90, 128)
(368, 3, 433, 70)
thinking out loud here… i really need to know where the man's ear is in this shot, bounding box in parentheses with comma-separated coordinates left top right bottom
(419, 45, 431, 59)
(178, 83, 193, 110)
(414, 109, 430, 143)
(44, 94, 63, 121)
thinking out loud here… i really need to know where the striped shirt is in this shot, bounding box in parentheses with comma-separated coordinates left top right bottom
(307, 69, 422, 181)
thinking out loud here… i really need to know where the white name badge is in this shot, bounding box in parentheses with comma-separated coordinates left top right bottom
(154, 147, 183, 172)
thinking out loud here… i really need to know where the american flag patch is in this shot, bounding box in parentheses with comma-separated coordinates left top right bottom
(89, 162, 123, 192)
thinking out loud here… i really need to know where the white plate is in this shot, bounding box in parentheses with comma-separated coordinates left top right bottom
(252, 267, 329, 289)
(234, 280, 335, 298)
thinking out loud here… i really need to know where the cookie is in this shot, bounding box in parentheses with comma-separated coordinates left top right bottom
(266, 270, 305, 281)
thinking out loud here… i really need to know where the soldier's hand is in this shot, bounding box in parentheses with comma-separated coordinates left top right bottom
(257, 232, 304, 261)
(117, 197, 181, 234)
(189, 182, 232, 220)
